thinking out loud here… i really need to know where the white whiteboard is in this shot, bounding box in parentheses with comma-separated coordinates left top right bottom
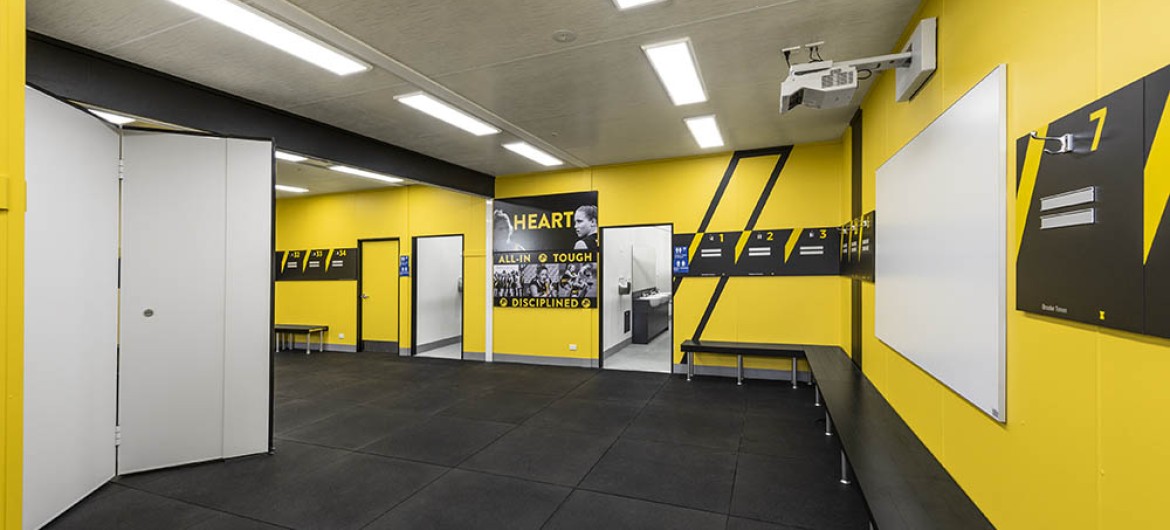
(875, 65, 1007, 422)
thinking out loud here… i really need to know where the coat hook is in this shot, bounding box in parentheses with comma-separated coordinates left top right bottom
(1029, 131, 1074, 154)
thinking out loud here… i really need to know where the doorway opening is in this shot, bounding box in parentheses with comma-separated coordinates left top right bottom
(357, 238, 401, 354)
(412, 235, 465, 360)
(600, 224, 673, 373)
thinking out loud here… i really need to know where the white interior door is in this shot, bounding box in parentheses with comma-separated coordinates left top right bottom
(119, 132, 228, 474)
(23, 88, 120, 529)
(415, 236, 463, 358)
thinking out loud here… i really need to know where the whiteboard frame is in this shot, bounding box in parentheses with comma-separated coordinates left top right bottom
(875, 65, 1008, 423)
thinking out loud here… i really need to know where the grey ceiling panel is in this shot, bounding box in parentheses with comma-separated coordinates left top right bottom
(276, 160, 405, 197)
(28, 0, 201, 53)
(29, 0, 923, 185)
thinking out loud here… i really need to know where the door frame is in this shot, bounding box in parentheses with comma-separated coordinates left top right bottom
(356, 237, 402, 354)
(410, 234, 467, 359)
(598, 223, 675, 372)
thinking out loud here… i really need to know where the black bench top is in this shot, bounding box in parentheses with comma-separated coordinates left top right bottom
(274, 324, 329, 332)
(804, 346, 994, 530)
(679, 339, 807, 357)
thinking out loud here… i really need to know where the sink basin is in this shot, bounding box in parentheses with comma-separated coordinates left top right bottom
(639, 292, 671, 307)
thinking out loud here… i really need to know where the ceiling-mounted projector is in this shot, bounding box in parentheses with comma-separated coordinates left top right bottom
(780, 17, 936, 114)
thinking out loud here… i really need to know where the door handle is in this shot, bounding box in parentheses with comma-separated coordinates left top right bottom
(360, 293, 369, 300)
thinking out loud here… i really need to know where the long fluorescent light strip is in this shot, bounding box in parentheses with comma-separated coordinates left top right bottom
(395, 93, 500, 136)
(167, 0, 369, 76)
(275, 184, 309, 193)
(90, 110, 135, 125)
(642, 38, 708, 106)
(503, 142, 564, 167)
(612, 0, 668, 9)
(275, 151, 308, 163)
(329, 165, 403, 183)
(684, 115, 724, 148)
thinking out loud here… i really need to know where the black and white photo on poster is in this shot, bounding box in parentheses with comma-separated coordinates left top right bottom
(493, 191, 599, 308)
(493, 191, 598, 252)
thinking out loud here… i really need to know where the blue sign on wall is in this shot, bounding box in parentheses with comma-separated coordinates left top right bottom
(672, 246, 690, 274)
(399, 255, 410, 277)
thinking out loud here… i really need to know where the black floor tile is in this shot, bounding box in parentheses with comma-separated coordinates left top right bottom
(359, 415, 514, 466)
(730, 452, 869, 529)
(566, 370, 669, 403)
(45, 484, 217, 530)
(273, 398, 351, 434)
(725, 516, 806, 530)
(580, 438, 737, 513)
(279, 405, 425, 450)
(187, 512, 285, 530)
(363, 469, 570, 530)
(438, 390, 557, 424)
(650, 377, 748, 412)
(228, 452, 445, 530)
(523, 398, 642, 437)
(459, 426, 613, 486)
(622, 404, 744, 451)
(364, 385, 484, 415)
(118, 440, 347, 508)
(543, 490, 727, 530)
(738, 415, 839, 466)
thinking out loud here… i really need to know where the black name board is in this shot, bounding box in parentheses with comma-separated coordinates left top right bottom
(276, 248, 359, 281)
(840, 211, 875, 282)
(672, 226, 840, 277)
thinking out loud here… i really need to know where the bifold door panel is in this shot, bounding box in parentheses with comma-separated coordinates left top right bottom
(23, 88, 121, 530)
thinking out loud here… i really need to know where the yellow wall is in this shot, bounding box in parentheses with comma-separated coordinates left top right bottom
(859, 1, 1170, 528)
(496, 143, 849, 371)
(275, 185, 486, 352)
(1, 0, 23, 526)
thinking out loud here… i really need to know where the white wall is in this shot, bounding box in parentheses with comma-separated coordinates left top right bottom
(24, 88, 120, 530)
(602, 225, 672, 353)
(416, 235, 463, 346)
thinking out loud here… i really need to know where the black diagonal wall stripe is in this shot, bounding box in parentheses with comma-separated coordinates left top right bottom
(689, 150, 791, 343)
(677, 146, 792, 298)
(743, 146, 793, 231)
(691, 276, 730, 340)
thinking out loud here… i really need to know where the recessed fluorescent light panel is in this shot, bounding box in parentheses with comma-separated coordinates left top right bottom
(395, 93, 500, 136)
(167, 0, 369, 76)
(684, 115, 724, 148)
(612, 0, 668, 9)
(503, 142, 564, 167)
(275, 151, 308, 163)
(274, 184, 309, 193)
(90, 110, 135, 125)
(329, 165, 404, 184)
(642, 38, 708, 106)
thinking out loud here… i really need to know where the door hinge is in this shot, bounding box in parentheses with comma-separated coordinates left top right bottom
(118, 159, 125, 181)
(115, 425, 122, 447)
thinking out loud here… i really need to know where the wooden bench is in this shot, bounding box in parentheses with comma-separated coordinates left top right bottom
(682, 340, 994, 529)
(275, 324, 329, 354)
(680, 339, 807, 387)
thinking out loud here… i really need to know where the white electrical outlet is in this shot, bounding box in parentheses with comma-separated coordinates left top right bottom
(338, 333, 345, 339)
(569, 344, 577, 351)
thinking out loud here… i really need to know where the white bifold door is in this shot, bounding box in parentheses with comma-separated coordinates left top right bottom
(119, 131, 272, 473)
(23, 88, 272, 529)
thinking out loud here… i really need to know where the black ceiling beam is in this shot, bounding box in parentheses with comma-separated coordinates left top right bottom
(25, 32, 494, 197)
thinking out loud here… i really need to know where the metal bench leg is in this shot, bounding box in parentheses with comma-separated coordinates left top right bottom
(737, 355, 743, 385)
(791, 357, 798, 389)
(305, 332, 310, 355)
(825, 410, 833, 436)
(687, 351, 693, 381)
(840, 450, 851, 485)
(815, 384, 822, 407)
